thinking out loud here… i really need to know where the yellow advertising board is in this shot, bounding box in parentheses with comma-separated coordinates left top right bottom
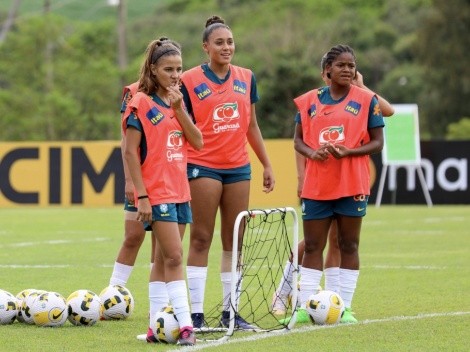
(0, 141, 123, 207)
(0, 140, 309, 208)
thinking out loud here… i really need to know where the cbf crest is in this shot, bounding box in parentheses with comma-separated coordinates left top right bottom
(159, 204, 169, 214)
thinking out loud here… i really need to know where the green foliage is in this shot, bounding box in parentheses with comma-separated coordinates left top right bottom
(416, 0, 470, 138)
(446, 117, 470, 140)
(0, 14, 121, 140)
(256, 53, 321, 138)
(0, 0, 468, 140)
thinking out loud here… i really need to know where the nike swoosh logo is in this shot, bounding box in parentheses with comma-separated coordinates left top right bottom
(324, 112, 333, 115)
(357, 207, 365, 211)
(52, 310, 65, 319)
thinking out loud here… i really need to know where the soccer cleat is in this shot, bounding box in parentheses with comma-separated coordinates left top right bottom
(136, 327, 159, 343)
(191, 312, 206, 329)
(278, 308, 310, 325)
(340, 308, 358, 324)
(177, 326, 196, 346)
(221, 311, 258, 331)
(145, 327, 159, 343)
(271, 290, 291, 316)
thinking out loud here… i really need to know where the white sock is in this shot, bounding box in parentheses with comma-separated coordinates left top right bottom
(277, 261, 295, 296)
(186, 266, 208, 314)
(339, 268, 359, 308)
(148, 281, 168, 325)
(299, 267, 323, 308)
(167, 280, 192, 328)
(109, 262, 133, 286)
(324, 267, 341, 294)
(221, 272, 232, 311)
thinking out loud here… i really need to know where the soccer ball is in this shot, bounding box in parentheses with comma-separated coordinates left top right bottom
(151, 306, 180, 344)
(0, 289, 18, 324)
(30, 291, 68, 327)
(19, 289, 47, 325)
(305, 290, 344, 325)
(99, 285, 134, 320)
(67, 290, 101, 326)
(16, 289, 37, 323)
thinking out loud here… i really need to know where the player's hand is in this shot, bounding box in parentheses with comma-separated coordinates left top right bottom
(137, 199, 152, 222)
(309, 145, 329, 161)
(124, 181, 135, 206)
(262, 166, 275, 193)
(352, 71, 364, 88)
(297, 177, 304, 198)
(167, 83, 183, 109)
(326, 143, 349, 159)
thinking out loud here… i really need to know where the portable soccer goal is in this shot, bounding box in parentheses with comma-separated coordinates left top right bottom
(194, 207, 299, 342)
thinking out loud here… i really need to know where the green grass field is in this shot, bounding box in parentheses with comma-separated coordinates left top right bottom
(0, 205, 469, 351)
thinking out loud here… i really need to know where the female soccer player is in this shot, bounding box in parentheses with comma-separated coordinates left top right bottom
(292, 44, 384, 324)
(180, 15, 275, 329)
(123, 37, 203, 345)
(275, 54, 394, 323)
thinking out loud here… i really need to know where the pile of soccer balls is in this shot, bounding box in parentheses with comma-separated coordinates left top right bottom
(0, 285, 134, 327)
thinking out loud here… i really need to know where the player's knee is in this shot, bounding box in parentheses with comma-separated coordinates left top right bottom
(339, 240, 359, 255)
(123, 232, 145, 249)
(303, 239, 323, 254)
(164, 250, 183, 269)
(190, 232, 212, 252)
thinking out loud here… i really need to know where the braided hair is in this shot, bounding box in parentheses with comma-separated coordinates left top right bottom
(323, 44, 356, 79)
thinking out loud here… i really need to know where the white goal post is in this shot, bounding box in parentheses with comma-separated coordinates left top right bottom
(225, 207, 300, 338)
(193, 207, 300, 343)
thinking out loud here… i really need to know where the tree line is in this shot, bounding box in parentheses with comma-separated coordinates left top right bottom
(0, 0, 468, 141)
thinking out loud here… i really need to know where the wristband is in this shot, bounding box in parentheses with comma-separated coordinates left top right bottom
(137, 195, 149, 200)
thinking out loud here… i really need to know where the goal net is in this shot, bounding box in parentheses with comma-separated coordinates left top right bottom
(195, 207, 299, 342)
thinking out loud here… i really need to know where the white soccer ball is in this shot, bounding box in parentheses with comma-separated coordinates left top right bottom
(30, 291, 68, 327)
(16, 289, 37, 323)
(19, 289, 47, 325)
(67, 290, 101, 326)
(99, 285, 134, 320)
(0, 289, 18, 324)
(305, 290, 345, 325)
(16, 288, 36, 323)
(151, 305, 180, 344)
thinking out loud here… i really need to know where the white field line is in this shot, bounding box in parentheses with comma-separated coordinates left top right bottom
(171, 311, 470, 352)
(0, 237, 109, 248)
